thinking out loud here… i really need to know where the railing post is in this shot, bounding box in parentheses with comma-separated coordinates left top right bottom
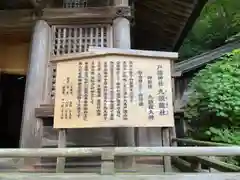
(162, 128, 172, 172)
(56, 129, 67, 173)
(101, 148, 115, 175)
(191, 161, 202, 171)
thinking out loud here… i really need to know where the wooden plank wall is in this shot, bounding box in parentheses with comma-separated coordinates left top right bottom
(0, 34, 30, 75)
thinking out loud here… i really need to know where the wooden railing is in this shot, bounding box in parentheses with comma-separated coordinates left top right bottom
(172, 138, 240, 172)
(0, 147, 239, 179)
(172, 138, 234, 146)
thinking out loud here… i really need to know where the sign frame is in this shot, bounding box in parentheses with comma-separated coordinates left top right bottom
(52, 48, 178, 129)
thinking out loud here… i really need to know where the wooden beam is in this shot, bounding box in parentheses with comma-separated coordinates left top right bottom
(0, 9, 34, 31)
(171, 157, 203, 172)
(20, 20, 51, 168)
(172, 138, 235, 146)
(35, 104, 53, 118)
(42, 7, 131, 24)
(0, 7, 131, 30)
(174, 40, 240, 74)
(0, 147, 239, 157)
(171, 0, 197, 50)
(0, 173, 239, 180)
(173, 0, 208, 51)
(35, 104, 183, 118)
(193, 156, 240, 172)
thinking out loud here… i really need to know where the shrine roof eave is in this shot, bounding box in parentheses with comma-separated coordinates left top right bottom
(133, 0, 208, 51)
(0, 0, 208, 52)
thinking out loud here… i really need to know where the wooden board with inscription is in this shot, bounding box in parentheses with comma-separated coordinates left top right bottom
(53, 50, 177, 129)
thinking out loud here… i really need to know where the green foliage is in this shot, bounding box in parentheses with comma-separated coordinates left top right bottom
(185, 49, 240, 142)
(179, 0, 240, 60)
(180, 0, 240, 166)
(205, 127, 240, 145)
(185, 49, 240, 165)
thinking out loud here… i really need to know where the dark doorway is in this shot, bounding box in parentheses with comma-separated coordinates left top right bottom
(0, 73, 26, 148)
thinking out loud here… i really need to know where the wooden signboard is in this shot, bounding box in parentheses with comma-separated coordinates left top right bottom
(53, 49, 177, 129)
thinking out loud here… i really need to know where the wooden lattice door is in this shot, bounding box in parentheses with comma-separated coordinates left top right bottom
(48, 25, 113, 101)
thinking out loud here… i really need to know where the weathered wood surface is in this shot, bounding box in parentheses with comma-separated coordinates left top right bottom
(35, 104, 181, 118)
(174, 39, 240, 75)
(0, 7, 131, 30)
(193, 156, 240, 172)
(0, 173, 239, 180)
(42, 126, 115, 147)
(101, 148, 115, 175)
(43, 7, 131, 24)
(88, 47, 178, 59)
(20, 20, 50, 149)
(56, 130, 66, 173)
(174, 139, 240, 172)
(113, 0, 135, 169)
(0, 147, 239, 158)
(172, 138, 234, 146)
(171, 157, 204, 172)
(162, 128, 172, 172)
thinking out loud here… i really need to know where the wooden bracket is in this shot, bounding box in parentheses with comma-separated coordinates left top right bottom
(115, 6, 132, 18)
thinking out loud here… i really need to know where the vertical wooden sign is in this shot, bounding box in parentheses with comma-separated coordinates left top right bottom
(53, 51, 177, 129)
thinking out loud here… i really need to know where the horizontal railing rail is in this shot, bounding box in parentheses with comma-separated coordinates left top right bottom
(0, 147, 239, 179)
(171, 138, 240, 172)
(172, 138, 235, 146)
(0, 173, 239, 180)
(0, 147, 239, 157)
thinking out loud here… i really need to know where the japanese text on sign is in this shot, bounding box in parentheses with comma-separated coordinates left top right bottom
(54, 55, 174, 128)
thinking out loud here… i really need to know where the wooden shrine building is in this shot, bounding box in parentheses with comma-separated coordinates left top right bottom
(0, 0, 207, 170)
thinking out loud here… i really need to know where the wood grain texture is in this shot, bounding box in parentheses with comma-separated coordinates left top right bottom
(101, 148, 115, 175)
(0, 0, 206, 52)
(112, 3, 133, 170)
(19, 20, 51, 169)
(56, 130, 66, 173)
(20, 20, 50, 149)
(171, 157, 203, 172)
(193, 156, 240, 172)
(0, 41, 30, 75)
(174, 39, 240, 74)
(162, 128, 172, 172)
(42, 126, 115, 147)
(35, 104, 182, 118)
(0, 147, 239, 158)
(172, 138, 234, 146)
(0, 6, 131, 30)
(0, 173, 239, 180)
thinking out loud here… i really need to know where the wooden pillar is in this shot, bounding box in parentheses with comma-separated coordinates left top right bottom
(113, 0, 135, 170)
(20, 20, 51, 151)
